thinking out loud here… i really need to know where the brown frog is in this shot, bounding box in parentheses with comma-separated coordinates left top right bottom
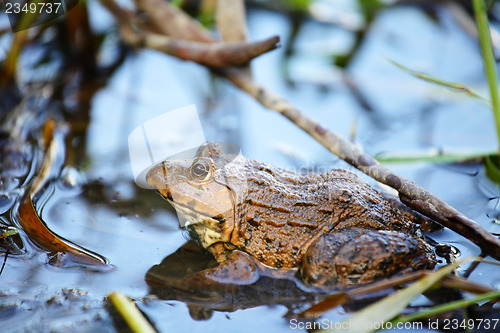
(146, 143, 436, 289)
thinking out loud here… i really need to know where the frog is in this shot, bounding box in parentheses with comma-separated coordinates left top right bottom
(146, 142, 436, 289)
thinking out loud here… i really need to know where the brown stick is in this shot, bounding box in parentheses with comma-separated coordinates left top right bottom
(99, 0, 135, 26)
(222, 68, 500, 260)
(101, 0, 279, 67)
(121, 27, 280, 67)
(134, 0, 216, 43)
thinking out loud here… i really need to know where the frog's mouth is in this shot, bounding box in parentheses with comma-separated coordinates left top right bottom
(168, 199, 217, 227)
(167, 199, 229, 248)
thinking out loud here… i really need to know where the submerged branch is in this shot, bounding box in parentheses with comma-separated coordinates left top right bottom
(301, 269, 497, 318)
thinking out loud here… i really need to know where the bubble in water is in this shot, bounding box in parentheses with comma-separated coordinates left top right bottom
(60, 166, 86, 189)
(435, 243, 461, 258)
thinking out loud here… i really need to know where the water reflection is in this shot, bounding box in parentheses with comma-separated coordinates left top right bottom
(145, 241, 316, 320)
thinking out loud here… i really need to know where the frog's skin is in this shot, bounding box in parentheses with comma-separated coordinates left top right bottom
(146, 143, 436, 288)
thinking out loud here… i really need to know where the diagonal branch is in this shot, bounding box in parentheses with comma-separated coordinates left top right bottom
(222, 68, 500, 261)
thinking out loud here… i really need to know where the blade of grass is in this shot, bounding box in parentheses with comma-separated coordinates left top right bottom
(392, 290, 500, 324)
(0, 227, 19, 239)
(485, 155, 500, 183)
(320, 258, 478, 333)
(375, 149, 496, 164)
(473, 0, 500, 167)
(108, 291, 156, 333)
(389, 59, 489, 103)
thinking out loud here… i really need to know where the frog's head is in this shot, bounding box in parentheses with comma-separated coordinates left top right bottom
(146, 142, 246, 248)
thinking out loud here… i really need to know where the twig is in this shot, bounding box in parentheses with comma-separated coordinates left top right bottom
(100, 0, 500, 261)
(98, 0, 136, 26)
(216, 0, 248, 43)
(439, 275, 495, 294)
(121, 26, 280, 67)
(134, 0, 215, 42)
(100, 0, 279, 67)
(0, 251, 8, 277)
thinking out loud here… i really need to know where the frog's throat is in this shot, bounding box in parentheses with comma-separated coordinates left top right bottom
(168, 200, 231, 247)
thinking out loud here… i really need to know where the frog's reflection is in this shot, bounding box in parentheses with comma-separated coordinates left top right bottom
(145, 241, 317, 320)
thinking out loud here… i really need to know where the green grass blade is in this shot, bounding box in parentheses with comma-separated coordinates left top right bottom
(393, 290, 500, 324)
(375, 149, 496, 164)
(485, 155, 500, 183)
(0, 227, 19, 239)
(108, 291, 156, 333)
(473, 0, 500, 163)
(389, 59, 489, 103)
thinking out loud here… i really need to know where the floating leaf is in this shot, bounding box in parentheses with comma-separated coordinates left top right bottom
(18, 194, 109, 267)
(17, 119, 108, 267)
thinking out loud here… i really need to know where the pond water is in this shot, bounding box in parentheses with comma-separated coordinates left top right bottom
(1, 1, 500, 332)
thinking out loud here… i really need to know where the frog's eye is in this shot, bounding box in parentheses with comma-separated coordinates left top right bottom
(189, 159, 212, 181)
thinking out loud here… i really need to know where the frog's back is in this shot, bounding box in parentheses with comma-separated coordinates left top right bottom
(230, 162, 421, 269)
